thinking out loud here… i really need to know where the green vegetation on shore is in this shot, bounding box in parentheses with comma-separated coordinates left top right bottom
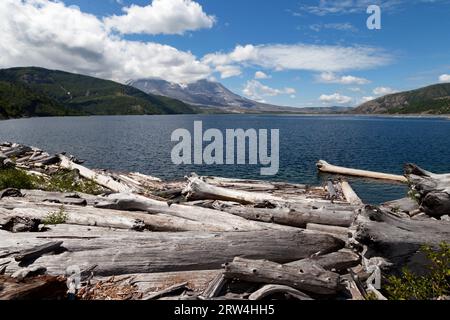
(386, 242, 449, 300)
(0, 167, 102, 194)
(0, 67, 197, 119)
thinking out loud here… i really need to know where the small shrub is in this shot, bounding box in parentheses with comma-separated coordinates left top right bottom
(44, 170, 103, 195)
(42, 206, 68, 225)
(386, 242, 449, 300)
(0, 168, 40, 190)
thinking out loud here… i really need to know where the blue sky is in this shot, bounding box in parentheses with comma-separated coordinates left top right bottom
(1, 0, 450, 107)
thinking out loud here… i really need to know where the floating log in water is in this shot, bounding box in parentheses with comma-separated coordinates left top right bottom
(317, 160, 408, 183)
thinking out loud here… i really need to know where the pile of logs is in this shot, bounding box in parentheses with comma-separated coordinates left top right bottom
(0, 142, 448, 300)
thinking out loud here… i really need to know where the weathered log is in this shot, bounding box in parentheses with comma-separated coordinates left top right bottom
(249, 285, 313, 301)
(14, 241, 64, 262)
(382, 197, 420, 216)
(340, 274, 365, 300)
(0, 275, 67, 300)
(405, 163, 450, 217)
(183, 177, 286, 204)
(95, 193, 294, 231)
(306, 224, 349, 241)
(20, 189, 98, 206)
(317, 160, 407, 183)
(339, 181, 364, 206)
(1, 228, 344, 277)
(12, 266, 47, 281)
(205, 177, 278, 191)
(286, 249, 361, 272)
(355, 206, 450, 273)
(201, 274, 227, 299)
(142, 282, 188, 300)
(3, 145, 32, 158)
(327, 180, 337, 201)
(58, 155, 133, 193)
(213, 201, 357, 228)
(0, 199, 243, 232)
(0, 208, 41, 233)
(104, 270, 221, 295)
(223, 257, 340, 295)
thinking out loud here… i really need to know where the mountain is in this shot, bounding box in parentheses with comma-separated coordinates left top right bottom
(354, 83, 450, 114)
(0, 67, 196, 119)
(128, 78, 304, 113)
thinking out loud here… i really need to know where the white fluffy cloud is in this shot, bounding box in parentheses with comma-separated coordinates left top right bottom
(360, 96, 375, 103)
(373, 86, 398, 95)
(104, 0, 215, 35)
(298, 0, 413, 16)
(309, 23, 357, 32)
(319, 93, 353, 105)
(255, 71, 270, 79)
(215, 65, 242, 79)
(318, 72, 370, 85)
(243, 80, 296, 102)
(0, 0, 212, 83)
(439, 74, 450, 83)
(203, 44, 391, 79)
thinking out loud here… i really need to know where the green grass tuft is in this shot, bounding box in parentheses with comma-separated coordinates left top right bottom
(0, 168, 40, 190)
(386, 242, 449, 300)
(42, 206, 68, 225)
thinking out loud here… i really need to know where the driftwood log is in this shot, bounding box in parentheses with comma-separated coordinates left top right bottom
(0, 227, 344, 277)
(223, 257, 340, 295)
(317, 160, 407, 183)
(58, 155, 133, 193)
(213, 201, 357, 228)
(94, 193, 294, 232)
(405, 163, 450, 217)
(355, 206, 450, 273)
(248, 285, 313, 300)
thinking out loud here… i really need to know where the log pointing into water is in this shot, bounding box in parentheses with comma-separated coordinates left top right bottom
(317, 160, 408, 183)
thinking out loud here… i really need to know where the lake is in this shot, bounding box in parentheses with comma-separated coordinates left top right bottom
(1, 114, 450, 204)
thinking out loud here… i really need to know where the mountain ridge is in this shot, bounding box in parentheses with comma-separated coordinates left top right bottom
(0, 67, 197, 119)
(354, 83, 450, 114)
(128, 78, 307, 113)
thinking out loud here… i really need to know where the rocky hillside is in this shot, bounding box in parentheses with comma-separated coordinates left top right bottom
(354, 83, 450, 114)
(128, 78, 306, 113)
(0, 67, 197, 119)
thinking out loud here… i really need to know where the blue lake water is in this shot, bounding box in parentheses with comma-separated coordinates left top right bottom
(1, 114, 450, 204)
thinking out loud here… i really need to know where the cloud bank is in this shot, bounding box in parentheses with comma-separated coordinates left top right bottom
(0, 0, 212, 83)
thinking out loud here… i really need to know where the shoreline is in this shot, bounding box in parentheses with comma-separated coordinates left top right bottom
(1, 113, 450, 122)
